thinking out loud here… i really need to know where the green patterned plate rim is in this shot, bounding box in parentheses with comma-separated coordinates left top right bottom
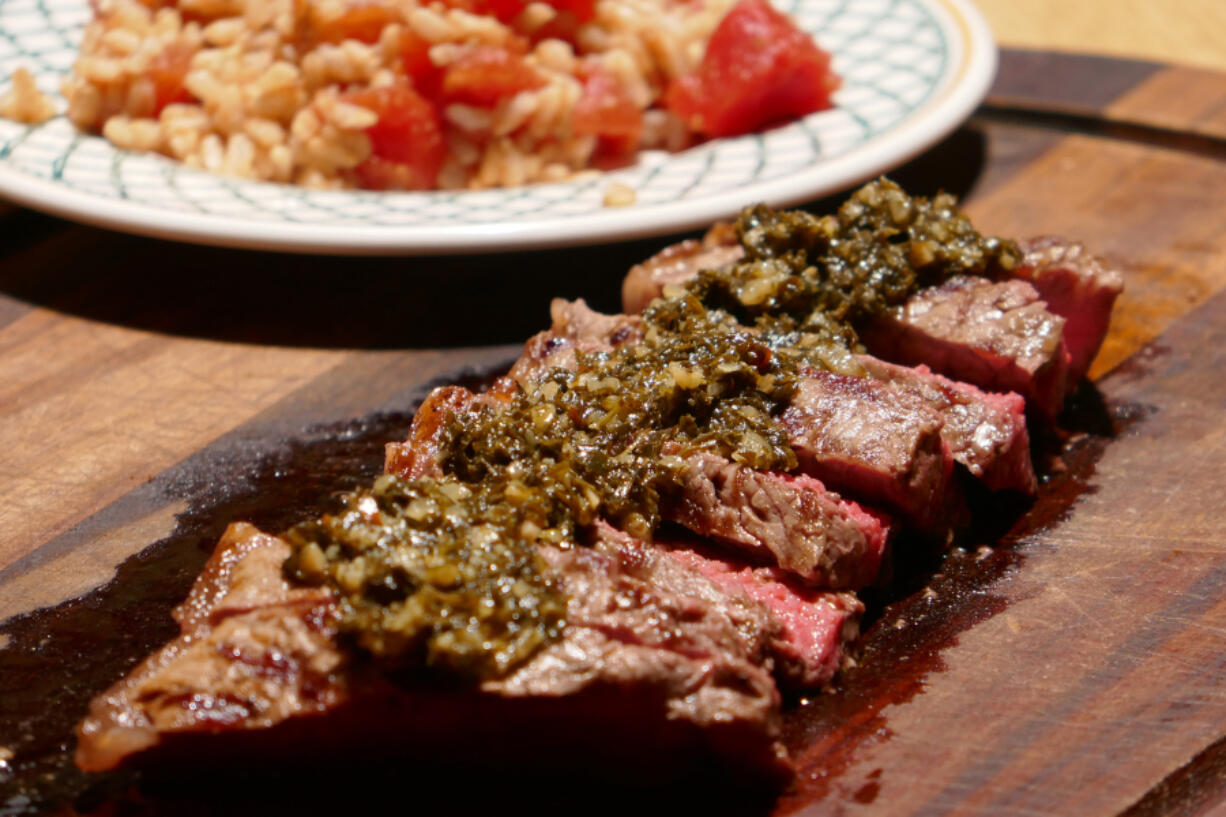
(0, 0, 996, 254)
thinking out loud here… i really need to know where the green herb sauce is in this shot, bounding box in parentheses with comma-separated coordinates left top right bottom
(284, 179, 1020, 682)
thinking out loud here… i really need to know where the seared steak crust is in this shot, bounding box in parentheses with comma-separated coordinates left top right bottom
(550, 297, 645, 346)
(384, 385, 471, 480)
(75, 524, 346, 773)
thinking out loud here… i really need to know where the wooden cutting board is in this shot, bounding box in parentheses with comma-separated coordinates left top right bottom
(3, 49, 1226, 815)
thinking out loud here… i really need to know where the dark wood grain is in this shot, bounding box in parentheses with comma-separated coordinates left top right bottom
(991, 50, 1162, 113)
(3, 51, 1226, 816)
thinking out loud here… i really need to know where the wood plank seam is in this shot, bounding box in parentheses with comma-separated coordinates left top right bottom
(977, 104, 1226, 163)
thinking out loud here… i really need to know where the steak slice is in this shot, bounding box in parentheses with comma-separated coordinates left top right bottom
(550, 297, 644, 346)
(622, 223, 743, 314)
(1013, 236, 1123, 385)
(76, 522, 791, 781)
(658, 538, 863, 689)
(668, 450, 889, 589)
(74, 523, 347, 773)
(859, 276, 1070, 421)
(384, 378, 516, 479)
(780, 369, 963, 534)
(384, 385, 471, 480)
(507, 330, 602, 385)
(855, 356, 1036, 495)
(508, 298, 644, 385)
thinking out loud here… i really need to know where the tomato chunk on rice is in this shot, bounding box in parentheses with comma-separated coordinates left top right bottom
(666, 0, 839, 138)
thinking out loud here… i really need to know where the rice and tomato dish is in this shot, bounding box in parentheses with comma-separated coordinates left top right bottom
(2, 0, 838, 191)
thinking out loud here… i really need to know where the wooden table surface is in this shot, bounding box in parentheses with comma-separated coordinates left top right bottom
(4, 20, 1226, 817)
(974, 0, 1226, 74)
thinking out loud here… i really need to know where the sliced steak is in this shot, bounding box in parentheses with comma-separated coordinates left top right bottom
(859, 275, 1070, 421)
(658, 539, 863, 689)
(77, 522, 791, 781)
(856, 356, 1036, 495)
(780, 370, 963, 534)
(622, 232, 1092, 417)
(622, 223, 743, 314)
(402, 378, 894, 588)
(1013, 236, 1123, 385)
(668, 450, 889, 589)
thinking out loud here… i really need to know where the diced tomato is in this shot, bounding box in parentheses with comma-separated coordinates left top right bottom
(573, 66, 643, 157)
(473, 0, 524, 23)
(148, 43, 195, 115)
(398, 29, 444, 98)
(318, 3, 399, 44)
(549, 0, 594, 22)
(440, 47, 544, 107)
(664, 0, 839, 138)
(343, 83, 446, 190)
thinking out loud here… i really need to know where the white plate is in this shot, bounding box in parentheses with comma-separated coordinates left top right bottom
(0, 0, 996, 254)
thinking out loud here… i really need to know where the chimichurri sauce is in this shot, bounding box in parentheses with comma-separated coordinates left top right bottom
(284, 179, 1019, 682)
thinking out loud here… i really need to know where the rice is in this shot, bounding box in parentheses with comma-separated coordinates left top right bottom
(602, 180, 635, 207)
(5, 0, 839, 193)
(43, 0, 734, 191)
(0, 68, 58, 124)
